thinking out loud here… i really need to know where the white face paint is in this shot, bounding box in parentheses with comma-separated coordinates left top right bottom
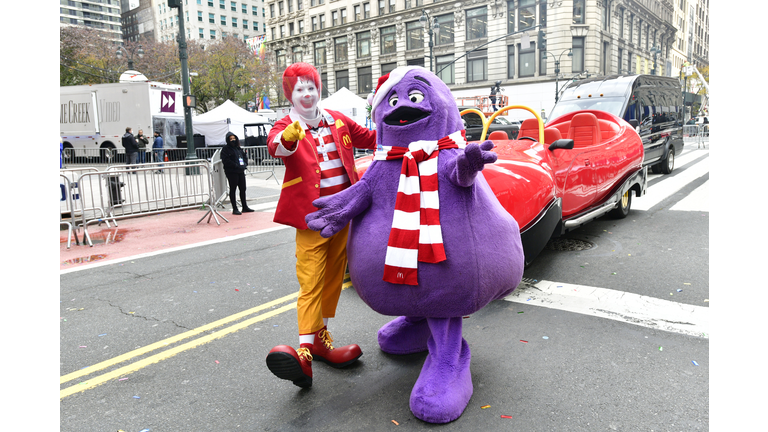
(291, 77, 320, 119)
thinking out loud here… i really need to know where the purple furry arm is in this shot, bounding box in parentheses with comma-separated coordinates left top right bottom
(447, 141, 498, 188)
(305, 179, 373, 238)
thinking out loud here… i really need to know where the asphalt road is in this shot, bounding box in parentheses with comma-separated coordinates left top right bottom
(59, 146, 711, 431)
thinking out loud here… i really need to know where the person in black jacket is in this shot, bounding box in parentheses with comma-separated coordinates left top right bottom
(221, 132, 254, 215)
(121, 127, 139, 173)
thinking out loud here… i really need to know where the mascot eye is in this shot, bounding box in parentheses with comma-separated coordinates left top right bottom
(388, 95, 399, 107)
(408, 91, 425, 103)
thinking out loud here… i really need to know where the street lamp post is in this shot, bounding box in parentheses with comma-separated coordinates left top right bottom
(168, 0, 198, 174)
(650, 45, 662, 75)
(116, 44, 144, 71)
(543, 49, 573, 103)
(419, 10, 439, 72)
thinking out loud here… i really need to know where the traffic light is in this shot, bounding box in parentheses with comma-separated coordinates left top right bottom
(537, 30, 547, 52)
(183, 94, 196, 109)
(168, 0, 181, 8)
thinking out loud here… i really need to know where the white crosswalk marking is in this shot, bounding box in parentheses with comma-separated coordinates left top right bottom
(634, 150, 709, 211)
(670, 181, 708, 212)
(505, 280, 709, 338)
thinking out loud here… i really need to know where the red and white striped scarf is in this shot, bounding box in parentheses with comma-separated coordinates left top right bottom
(373, 130, 467, 285)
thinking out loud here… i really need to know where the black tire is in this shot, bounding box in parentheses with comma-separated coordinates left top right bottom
(661, 147, 675, 174)
(609, 190, 632, 219)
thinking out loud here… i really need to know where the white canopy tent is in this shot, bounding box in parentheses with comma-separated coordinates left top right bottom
(192, 99, 271, 146)
(318, 87, 369, 128)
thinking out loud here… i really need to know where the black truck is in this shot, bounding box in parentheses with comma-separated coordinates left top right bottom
(460, 108, 519, 141)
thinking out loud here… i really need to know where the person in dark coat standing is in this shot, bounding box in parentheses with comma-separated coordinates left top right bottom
(152, 131, 165, 173)
(220, 132, 254, 215)
(122, 127, 139, 173)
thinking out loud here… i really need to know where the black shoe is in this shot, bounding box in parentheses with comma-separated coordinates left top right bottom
(242, 207, 255, 213)
(233, 209, 242, 215)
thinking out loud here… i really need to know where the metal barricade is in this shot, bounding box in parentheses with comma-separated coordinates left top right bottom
(59, 174, 83, 248)
(242, 146, 280, 184)
(683, 125, 709, 149)
(61, 148, 116, 168)
(75, 161, 227, 246)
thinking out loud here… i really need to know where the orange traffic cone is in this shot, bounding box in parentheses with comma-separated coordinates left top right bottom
(164, 153, 169, 162)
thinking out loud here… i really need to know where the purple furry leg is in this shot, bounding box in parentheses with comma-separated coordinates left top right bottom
(377, 316, 430, 354)
(409, 317, 472, 424)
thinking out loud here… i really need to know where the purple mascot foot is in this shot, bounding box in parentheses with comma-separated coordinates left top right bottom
(409, 317, 473, 424)
(378, 316, 431, 354)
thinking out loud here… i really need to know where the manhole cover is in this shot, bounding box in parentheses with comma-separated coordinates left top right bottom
(546, 238, 595, 251)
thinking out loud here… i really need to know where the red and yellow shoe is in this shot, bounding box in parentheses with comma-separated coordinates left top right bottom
(311, 327, 362, 368)
(266, 344, 313, 388)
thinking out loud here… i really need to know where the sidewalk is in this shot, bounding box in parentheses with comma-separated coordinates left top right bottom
(59, 168, 286, 271)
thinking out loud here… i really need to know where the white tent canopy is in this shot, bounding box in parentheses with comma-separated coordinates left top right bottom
(192, 99, 270, 146)
(318, 87, 369, 127)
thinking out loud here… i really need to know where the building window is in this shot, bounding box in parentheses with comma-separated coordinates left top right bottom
(573, 0, 585, 24)
(381, 62, 397, 76)
(380, 25, 396, 55)
(379, 0, 386, 16)
(231, 1, 236, 11)
(320, 72, 328, 98)
(312, 16, 317, 31)
(602, 0, 610, 31)
(289, 22, 294, 35)
(519, 42, 535, 77)
(507, 45, 515, 79)
(292, 46, 303, 64)
(197, 11, 203, 21)
(298, 0, 303, 10)
(243, 19, 248, 28)
(221, 15, 226, 25)
(270, 4, 275, 18)
(406, 21, 423, 50)
(404, 0, 423, 7)
(299, 20, 304, 33)
(335, 36, 348, 62)
(356, 31, 371, 58)
(243, 3, 248, 13)
(467, 49, 487, 82)
(364, 2, 370, 19)
(341, 8, 347, 24)
(199, 28, 204, 38)
(232, 17, 238, 27)
(252, 5, 258, 15)
(435, 14, 454, 45)
(210, 29, 216, 39)
(336, 69, 349, 91)
(358, 66, 372, 94)
(208, 0, 214, 6)
(332, 10, 338, 26)
(276, 49, 287, 69)
(279, 1, 284, 15)
(466, 7, 487, 40)
(619, 9, 624, 39)
(618, 47, 623, 74)
(628, 13, 633, 43)
(572, 37, 584, 72)
(436, 55, 454, 84)
(539, 1, 547, 27)
(280, 25, 285, 38)
(407, 58, 425, 67)
(638, 19, 642, 47)
(271, 27, 276, 40)
(288, 0, 293, 13)
(389, 0, 396, 13)
(314, 40, 327, 65)
(354, 5, 361, 21)
(220, 0, 225, 9)
(319, 14, 325, 29)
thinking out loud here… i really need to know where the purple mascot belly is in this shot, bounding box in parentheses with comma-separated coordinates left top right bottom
(306, 66, 524, 424)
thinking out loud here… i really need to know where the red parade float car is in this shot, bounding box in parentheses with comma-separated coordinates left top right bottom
(355, 105, 647, 265)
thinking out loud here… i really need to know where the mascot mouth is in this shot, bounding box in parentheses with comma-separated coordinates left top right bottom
(383, 106, 430, 126)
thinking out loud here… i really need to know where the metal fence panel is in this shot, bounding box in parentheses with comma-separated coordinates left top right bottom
(74, 162, 226, 246)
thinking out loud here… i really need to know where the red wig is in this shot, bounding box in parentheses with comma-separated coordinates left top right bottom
(282, 63, 322, 101)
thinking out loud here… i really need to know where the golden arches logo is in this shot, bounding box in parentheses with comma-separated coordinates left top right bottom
(342, 134, 352, 146)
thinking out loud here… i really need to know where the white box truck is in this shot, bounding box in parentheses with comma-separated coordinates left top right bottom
(60, 81, 185, 159)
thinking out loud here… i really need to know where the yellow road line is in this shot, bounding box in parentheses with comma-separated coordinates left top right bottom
(61, 302, 297, 399)
(60, 291, 298, 385)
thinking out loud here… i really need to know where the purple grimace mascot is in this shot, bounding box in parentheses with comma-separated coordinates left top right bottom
(305, 66, 524, 423)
